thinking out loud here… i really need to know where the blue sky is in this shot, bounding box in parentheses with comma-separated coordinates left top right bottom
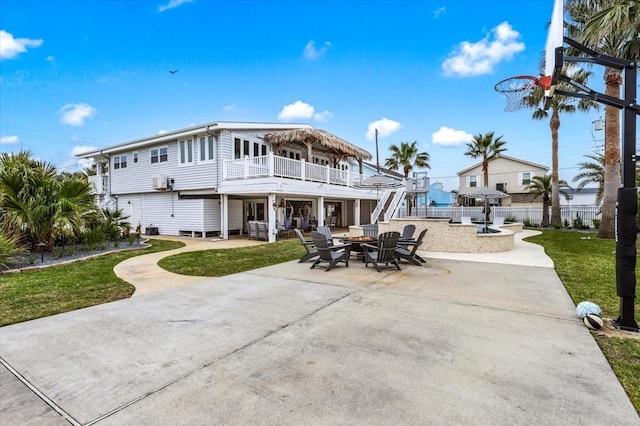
(1, 0, 606, 191)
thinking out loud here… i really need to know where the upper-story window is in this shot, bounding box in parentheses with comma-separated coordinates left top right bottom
(520, 172, 532, 185)
(234, 137, 263, 159)
(133, 152, 138, 164)
(113, 155, 127, 170)
(467, 175, 478, 187)
(179, 139, 194, 165)
(199, 136, 215, 163)
(151, 147, 168, 164)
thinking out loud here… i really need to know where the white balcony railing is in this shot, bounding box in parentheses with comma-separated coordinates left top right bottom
(223, 153, 365, 187)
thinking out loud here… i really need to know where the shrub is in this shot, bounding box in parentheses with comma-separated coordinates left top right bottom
(592, 219, 601, 229)
(0, 232, 27, 270)
(83, 227, 104, 252)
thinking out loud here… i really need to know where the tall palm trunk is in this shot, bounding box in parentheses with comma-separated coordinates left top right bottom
(542, 194, 550, 227)
(550, 111, 561, 227)
(598, 67, 622, 239)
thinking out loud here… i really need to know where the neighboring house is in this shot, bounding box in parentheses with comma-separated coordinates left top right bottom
(77, 121, 392, 242)
(457, 154, 549, 206)
(560, 187, 599, 206)
(425, 182, 456, 207)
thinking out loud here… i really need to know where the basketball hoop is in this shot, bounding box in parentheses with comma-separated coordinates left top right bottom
(494, 75, 551, 112)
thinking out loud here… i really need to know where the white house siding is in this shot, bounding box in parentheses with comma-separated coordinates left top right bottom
(117, 193, 220, 236)
(110, 138, 218, 195)
(229, 199, 244, 234)
(203, 199, 221, 234)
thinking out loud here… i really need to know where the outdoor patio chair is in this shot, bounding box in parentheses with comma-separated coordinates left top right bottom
(396, 228, 428, 265)
(277, 221, 292, 239)
(400, 224, 416, 241)
(362, 231, 401, 272)
(310, 231, 350, 272)
(328, 216, 337, 230)
(362, 224, 378, 238)
(256, 222, 269, 241)
(492, 216, 505, 226)
(461, 216, 472, 225)
(247, 221, 258, 240)
(295, 228, 319, 263)
(316, 225, 334, 246)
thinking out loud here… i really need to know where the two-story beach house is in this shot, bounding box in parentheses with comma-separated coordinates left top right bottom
(77, 121, 410, 242)
(457, 154, 549, 206)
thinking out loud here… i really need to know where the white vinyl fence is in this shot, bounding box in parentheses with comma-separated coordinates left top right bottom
(400, 205, 602, 228)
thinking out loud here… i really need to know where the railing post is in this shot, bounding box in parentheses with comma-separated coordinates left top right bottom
(325, 165, 330, 183)
(223, 159, 227, 180)
(268, 152, 274, 177)
(243, 156, 249, 178)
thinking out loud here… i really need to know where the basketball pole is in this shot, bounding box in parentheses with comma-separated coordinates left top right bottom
(554, 37, 639, 332)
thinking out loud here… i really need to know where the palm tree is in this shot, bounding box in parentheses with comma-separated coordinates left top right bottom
(524, 175, 571, 227)
(464, 132, 507, 188)
(572, 152, 605, 205)
(384, 141, 430, 216)
(566, 0, 639, 238)
(524, 67, 598, 228)
(0, 150, 95, 249)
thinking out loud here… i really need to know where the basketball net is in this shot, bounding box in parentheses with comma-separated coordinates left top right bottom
(494, 76, 551, 112)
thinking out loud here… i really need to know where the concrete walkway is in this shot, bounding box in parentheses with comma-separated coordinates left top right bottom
(114, 236, 268, 297)
(1, 231, 638, 425)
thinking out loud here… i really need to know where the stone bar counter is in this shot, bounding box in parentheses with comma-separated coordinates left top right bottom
(349, 217, 523, 253)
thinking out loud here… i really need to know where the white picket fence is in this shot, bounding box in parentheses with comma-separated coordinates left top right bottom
(400, 205, 601, 228)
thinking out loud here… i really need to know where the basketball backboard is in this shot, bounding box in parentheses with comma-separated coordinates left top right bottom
(544, 0, 564, 103)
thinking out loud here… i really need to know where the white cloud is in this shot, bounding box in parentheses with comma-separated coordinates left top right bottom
(313, 110, 333, 122)
(223, 104, 237, 112)
(431, 126, 473, 147)
(366, 118, 402, 141)
(158, 130, 168, 134)
(277, 100, 332, 123)
(303, 40, 331, 60)
(442, 21, 525, 77)
(0, 30, 43, 60)
(71, 145, 98, 170)
(46, 55, 55, 62)
(158, 0, 193, 12)
(59, 103, 96, 127)
(433, 7, 446, 19)
(72, 145, 97, 156)
(0, 135, 19, 144)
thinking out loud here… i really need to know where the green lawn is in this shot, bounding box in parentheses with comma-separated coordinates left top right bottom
(0, 239, 184, 326)
(158, 239, 303, 276)
(525, 230, 639, 413)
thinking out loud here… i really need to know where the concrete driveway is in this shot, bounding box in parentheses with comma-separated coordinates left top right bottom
(1, 235, 638, 425)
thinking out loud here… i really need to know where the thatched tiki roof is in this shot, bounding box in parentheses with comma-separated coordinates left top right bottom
(263, 128, 372, 166)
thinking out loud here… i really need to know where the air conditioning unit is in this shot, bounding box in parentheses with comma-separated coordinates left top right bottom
(152, 175, 167, 190)
(496, 183, 507, 192)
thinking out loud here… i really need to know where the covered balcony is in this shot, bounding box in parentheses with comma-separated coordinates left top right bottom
(223, 153, 367, 187)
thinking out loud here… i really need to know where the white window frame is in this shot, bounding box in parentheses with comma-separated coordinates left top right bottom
(179, 139, 194, 166)
(151, 146, 168, 164)
(113, 155, 127, 170)
(199, 136, 215, 163)
(520, 172, 533, 186)
(133, 152, 138, 164)
(234, 135, 264, 159)
(467, 175, 478, 188)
